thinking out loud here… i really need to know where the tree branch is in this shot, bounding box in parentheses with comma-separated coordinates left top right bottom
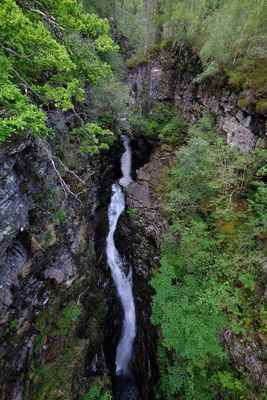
(38, 139, 85, 203)
(16, 1, 64, 32)
(1, 45, 32, 59)
(11, 68, 36, 97)
(52, 154, 86, 184)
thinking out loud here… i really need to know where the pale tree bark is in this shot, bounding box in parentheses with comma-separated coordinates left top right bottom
(38, 139, 86, 203)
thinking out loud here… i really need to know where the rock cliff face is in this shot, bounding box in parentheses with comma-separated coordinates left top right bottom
(0, 132, 112, 399)
(121, 143, 175, 398)
(129, 46, 266, 150)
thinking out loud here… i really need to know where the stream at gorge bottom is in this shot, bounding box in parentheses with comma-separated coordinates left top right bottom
(93, 135, 158, 399)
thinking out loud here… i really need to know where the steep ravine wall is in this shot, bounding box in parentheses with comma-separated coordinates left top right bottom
(129, 46, 266, 151)
(0, 126, 164, 399)
(0, 132, 118, 399)
(127, 46, 267, 391)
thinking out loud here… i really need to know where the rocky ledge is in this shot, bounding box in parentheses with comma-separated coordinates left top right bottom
(129, 46, 266, 151)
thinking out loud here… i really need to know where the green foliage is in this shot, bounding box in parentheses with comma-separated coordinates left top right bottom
(5, 318, 19, 334)
(129, 103, 185, 141)
(117, 0, 265, 97)
(56, 305, 82, 336)
(0, 0, 117, 144)
(71, 123, 115, 155)
(43, 228, 56, 248)
(26, 292, 109, 400)
(128, 207, 138, 220)
(151, 116, 267, 399)
(82, 378, 111, 400)
(91, 76, 130, 129)
(248, 183, 267, 231)
(49, 209, 68, 224)
(128, 113, 152, 136)
(256, 98, 267, 115)
(227, 58, 267, 95)
(159, 115, 185, 143)
(116, 0, 148, 54)
(31, 304, 84, 398)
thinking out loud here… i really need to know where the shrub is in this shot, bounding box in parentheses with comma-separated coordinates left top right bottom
(82, 378, 111, 400)
(56, 305, 82, 336)
(5, 318, 19, 334)
(128, 113, 152, 136)
(128, 207, 138, 220)
(159, 115, 186, 143)
(49, 209, 67, 224)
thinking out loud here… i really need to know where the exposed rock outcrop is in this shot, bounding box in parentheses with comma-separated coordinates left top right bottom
(129, 46, 266, 150)
(126, 143, 173, 242)
(222, 329, 267, 385)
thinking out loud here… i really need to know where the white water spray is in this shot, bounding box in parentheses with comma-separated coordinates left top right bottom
(106, 136, 136, 376)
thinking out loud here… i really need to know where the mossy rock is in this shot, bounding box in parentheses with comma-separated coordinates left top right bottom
(126, 54, 148, 70)
(256, 98, 267, 115)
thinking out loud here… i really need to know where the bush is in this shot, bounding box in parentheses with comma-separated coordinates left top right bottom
(128, 207, 138, 220)
(49, 209, 67, 224)
(128, 113, 152, 136)
(256, 98, 267, 115)
(159, 115, 186, 143)
(129, 103, 185, 141)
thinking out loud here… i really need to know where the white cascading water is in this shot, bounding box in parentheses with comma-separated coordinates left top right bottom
(106, 136, 136, 376)
(119, 135, 133, 187)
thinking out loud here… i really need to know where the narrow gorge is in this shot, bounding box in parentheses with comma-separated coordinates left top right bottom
(0, 1, 266, 400)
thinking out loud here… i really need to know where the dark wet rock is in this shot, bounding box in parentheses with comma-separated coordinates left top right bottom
(114, 375, 141, 400)
(90, 347, 109, 375)
(16, 335, 36, 372)
(0, 141, 30, 259)
(10, 380, 23, 400)
(43, 248, 75, 283)
(1, 242, 27, 287)
(0, 287, 13, 316)
(0, 133, 108, 399)
(222, 329, 267, 385)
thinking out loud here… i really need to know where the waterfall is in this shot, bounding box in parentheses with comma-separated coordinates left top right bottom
(106, 137, 136, 376)
(119, 135, 133, 188)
